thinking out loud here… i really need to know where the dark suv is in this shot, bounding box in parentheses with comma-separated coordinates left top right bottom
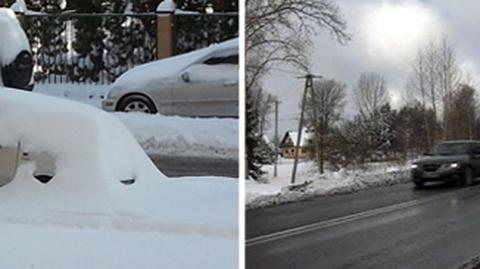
(2, 50, 33, 90)
(0, 8, 33, 91)
(411, 140, 480, 188)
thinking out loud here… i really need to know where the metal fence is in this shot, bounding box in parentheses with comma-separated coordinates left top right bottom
(23, 12, 238, 85)
(24, 13, 157, 85)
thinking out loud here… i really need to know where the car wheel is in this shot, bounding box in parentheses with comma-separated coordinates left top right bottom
(463, 167, 473, 186)
(414, 180, 424, 189)
(117, 95, 157, 114)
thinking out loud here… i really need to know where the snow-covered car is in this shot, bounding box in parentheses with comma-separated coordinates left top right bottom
(0, 8, 33, 90)
(0, 87, 237, 268)
(102, 38, 238, 117)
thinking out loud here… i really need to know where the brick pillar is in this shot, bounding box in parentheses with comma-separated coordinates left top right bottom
(156, 11, 175, 59)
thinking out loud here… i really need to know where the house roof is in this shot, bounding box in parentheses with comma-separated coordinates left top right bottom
(280, 128, 314, 147)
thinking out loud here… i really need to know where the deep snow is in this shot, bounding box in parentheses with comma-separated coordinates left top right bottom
(0, 87, 238, 268)
(246, 159, 410, 210)
(33, 83, 238, 159)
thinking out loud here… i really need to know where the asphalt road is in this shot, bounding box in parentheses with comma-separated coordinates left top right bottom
(149, 154, 238, 178)
(246, 181, 480, 269)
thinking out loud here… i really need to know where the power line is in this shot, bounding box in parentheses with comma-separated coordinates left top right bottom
(269, 67, 305, 77)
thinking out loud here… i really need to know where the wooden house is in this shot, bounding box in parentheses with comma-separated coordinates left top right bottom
(279, 129, 314, 159)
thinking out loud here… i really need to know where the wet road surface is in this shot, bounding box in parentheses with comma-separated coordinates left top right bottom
(149, 154, 238, 178)
(247, 182, 480, 269)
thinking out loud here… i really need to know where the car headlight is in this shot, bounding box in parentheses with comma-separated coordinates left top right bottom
(450, 163, 459, 168)
(411, 164, 418, 169)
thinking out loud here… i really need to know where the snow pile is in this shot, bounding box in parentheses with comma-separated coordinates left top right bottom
(33, 84, 238, 159)
(156, 0, 176, 12)
(246, 159, 410, 209)
(0, 87, 238, 268)
(10, 0, 26, 13)
(116, 112, 238, 159)
(0, 8, 30, 66)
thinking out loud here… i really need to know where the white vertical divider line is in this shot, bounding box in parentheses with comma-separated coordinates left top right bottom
(238, 0, 246, 268)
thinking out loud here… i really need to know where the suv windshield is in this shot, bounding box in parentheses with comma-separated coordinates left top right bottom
(433, 143, 472, 155)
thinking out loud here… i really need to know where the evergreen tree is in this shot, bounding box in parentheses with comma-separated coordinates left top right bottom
(130, 0, 156, 65)
(342, 115, 370, 164)
(173, 0, 239, 54)
(25, 0, 68, 82)
(246, 85, 267, 180)
(102, 0, 130, 81)
(0, 0, 15, 7)
(68, 1, 107, 83)
(377, 103, 395, 159)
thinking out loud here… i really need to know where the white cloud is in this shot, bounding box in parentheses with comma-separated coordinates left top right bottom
(363, 1, 443, 65)
(262, 0, 480, 137)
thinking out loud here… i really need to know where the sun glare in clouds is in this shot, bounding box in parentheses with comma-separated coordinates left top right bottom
(364, 2, 442, 64)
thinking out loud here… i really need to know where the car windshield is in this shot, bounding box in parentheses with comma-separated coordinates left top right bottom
(433, 143, 472, 155)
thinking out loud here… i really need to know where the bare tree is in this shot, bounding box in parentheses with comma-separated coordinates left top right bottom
(408, 47, 433, 149)
(245, 0, 350, 179)
(305, 79, 346, 173)
(408, 37, 462, 142)
(252, 87, 277, 135)
(438, 38, 461, 138)
(354, 72, 389, 118)
(444, 84, 477, 140)
(245, 0, 350, 91)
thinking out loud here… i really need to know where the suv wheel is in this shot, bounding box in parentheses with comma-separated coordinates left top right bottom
(117, 95, 157, 114)
(463, 167, 473, 186)
(414, 180, 424, 189)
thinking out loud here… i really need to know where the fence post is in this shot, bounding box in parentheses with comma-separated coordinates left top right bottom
(156, 1, 176, 59)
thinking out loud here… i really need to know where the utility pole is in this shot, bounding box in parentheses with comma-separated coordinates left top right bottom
(274, 100, 279, 178)
(291, 74, 322, 184)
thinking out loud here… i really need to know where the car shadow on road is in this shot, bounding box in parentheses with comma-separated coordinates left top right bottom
(413, 180, 480, 192)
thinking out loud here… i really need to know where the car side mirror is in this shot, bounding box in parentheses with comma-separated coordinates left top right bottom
(181, 72, 190, 83)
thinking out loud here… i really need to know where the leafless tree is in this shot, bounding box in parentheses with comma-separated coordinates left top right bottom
(354, 72, 389, 118)
(408, 47, 433, 149)
(305, 79, 346, 173)
(245, 0, 350, 91)
(251, 87, 277, 135)
(408, 37, 462, 142)
(438, 38, 461, 137)
(444, 84, 477, 140)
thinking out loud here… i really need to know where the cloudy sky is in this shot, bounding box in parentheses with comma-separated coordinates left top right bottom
(263, 0, 480, 138)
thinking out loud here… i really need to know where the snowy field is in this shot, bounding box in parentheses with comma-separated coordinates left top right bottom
(33, 83, 238, 159)
(0, 88, 238, 268)
(246, 158, 410, 210)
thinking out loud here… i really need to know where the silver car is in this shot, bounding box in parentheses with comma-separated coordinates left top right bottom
(102, 38, 238, 117)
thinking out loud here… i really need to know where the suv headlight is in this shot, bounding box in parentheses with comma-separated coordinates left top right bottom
(411, 164, 418, 169)
(449, 163, 459, 168)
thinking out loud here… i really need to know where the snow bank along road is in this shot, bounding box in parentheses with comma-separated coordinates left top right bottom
(246, 182, 480, 269)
